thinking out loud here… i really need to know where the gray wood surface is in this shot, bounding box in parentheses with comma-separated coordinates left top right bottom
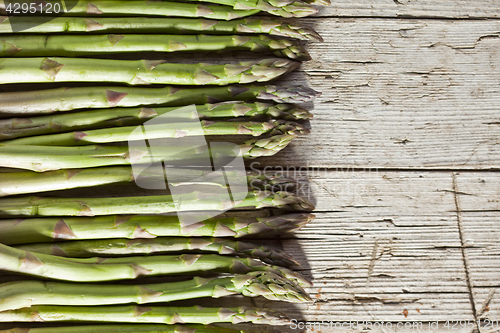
(315, 1, 500, 19)
(258, 18, 500, 169)
(264, 1, 500, 328)
(279, 171, 472, 323)
(456, 174, 500, 327)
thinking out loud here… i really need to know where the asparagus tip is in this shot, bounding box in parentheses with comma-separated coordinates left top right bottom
(269, 3, 319, 18)
(241, 134, 296, 158)
(236, 271, 311, 302)
(259, 85, 321, 103)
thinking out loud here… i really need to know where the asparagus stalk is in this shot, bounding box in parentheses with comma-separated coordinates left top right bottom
(0, 243, 311, 286)
(0, 190, 314, 216)
(0, 34, 310, 61)
(0, 16, 322, 41)
(0, 85, 321, 114)
(0, 213, 314, 244)
(0, 271, 310, 312)
(0, 103, 312, 140)
(0, 305, 289, 325)
(0, 167, 297, 196)
(0, 57, 299, 85)
(3, 119, 308, 146)
(304, 0, 330, 4)
(0, 324, 263, 333)
(176, 0, 318, 17)
(0, 0, 261, 20)
(15, 237, 299, 266)
(0, 134, 295, 171)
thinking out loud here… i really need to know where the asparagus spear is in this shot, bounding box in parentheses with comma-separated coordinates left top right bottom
(0, 85, 321, 114)
(15, 237, 299, 266)
(0, 271, 310, 312)
(0, 34, 310, 61)
(0, 213, 314, 244)
(0, 103, 312, 140)
(0, 324, 263, 333)
(0, 167, 297, 196)
(0, 190, 314, 216)
(0, 134, 296, 171)
(164, 0, 318, 18)
(3, 119, 308, 146)
(0, 0, 318, 18)
(0, 0, 261, 20)
(0, 16, 323, 41)
(0, 243, 311, 285)
(0, 57, 299, 85)
(0, 304, 289, 325)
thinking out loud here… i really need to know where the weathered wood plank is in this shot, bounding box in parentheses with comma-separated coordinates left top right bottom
(257, 18, 500, 169)
(278, 168, 457, 213)
(459, 212, 500, 289)
(455, 173, 500, 326)
(272, 171, 473, 322)
(455, 173, 500, 211)
(473, 288, 500, 325)
(315, 1, 500, 19)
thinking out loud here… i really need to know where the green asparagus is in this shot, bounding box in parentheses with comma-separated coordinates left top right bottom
(0, 167, 297, 196)
(3, 119, 308, 146)
(15, 237, 299, 266)
(164, 0, 318, 18)
(0, 243, 311, 285)
(0, 213, 314, 244)
(0, 34, 310, 60)
(0, 324, 263, 333)
(0, 0, 261, 20)
(0, 190, 314, 216)
(0, 103, 312, 140)
(0, 134, 296, 171)
(305, 0, 330, 4)
(0, 271, 310, 312)
(0, 305, 289, 325)
(0, 16, 322, 41)
(0, 57, 299, 85)
(0, 85, 321, 114)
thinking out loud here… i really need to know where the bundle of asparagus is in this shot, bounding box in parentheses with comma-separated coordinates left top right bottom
(0, 0, 327, 331)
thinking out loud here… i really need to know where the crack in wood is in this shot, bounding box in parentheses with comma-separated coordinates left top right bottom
(452, 172, 480, 330)
(477, 288, 496, 317)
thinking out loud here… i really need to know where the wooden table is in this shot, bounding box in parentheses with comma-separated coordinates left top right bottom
(0, 2, 499, 332)
(259, 2, 500, 331)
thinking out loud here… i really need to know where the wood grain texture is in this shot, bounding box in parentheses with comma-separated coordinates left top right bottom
(257, 18, 500, 169)
(315, 1, 500, 19)
(272, 171, 473, 322)
(455, 173, 500, 325)
(473, 287, 500, 324)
